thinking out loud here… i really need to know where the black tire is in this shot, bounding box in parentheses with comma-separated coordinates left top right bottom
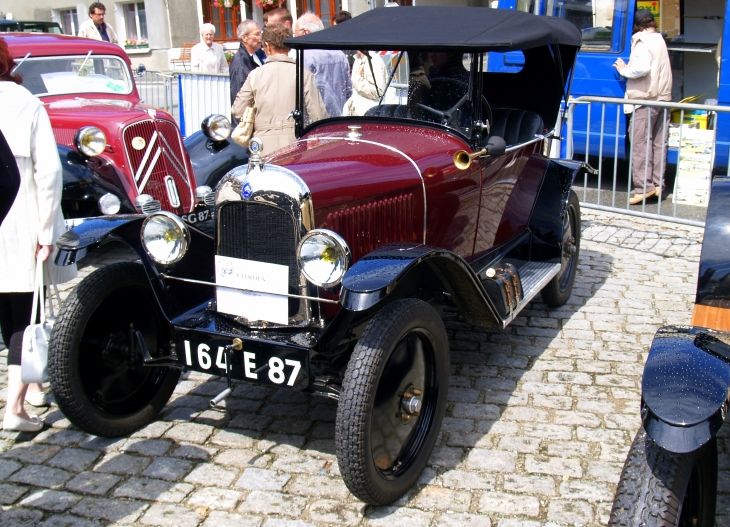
(609, 427, 717, 527)
(335, 299, 450, 505)
(49, 262, 180, 437)
(541, 189, 581, 307)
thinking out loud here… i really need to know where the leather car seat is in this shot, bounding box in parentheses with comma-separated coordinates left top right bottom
(488, 108, 543, 146)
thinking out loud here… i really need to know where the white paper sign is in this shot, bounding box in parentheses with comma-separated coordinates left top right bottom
(215, 255, 289, 324)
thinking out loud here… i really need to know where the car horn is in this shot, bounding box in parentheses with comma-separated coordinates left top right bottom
(454, 136, 506, 170)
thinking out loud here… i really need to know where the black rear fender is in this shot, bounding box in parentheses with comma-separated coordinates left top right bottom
(529, 159, 588, 260)
(641, 326, 730, 453)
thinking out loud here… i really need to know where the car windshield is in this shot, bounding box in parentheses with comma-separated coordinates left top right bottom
(14, 55, 133, 97)
(301, 48, 478, 138)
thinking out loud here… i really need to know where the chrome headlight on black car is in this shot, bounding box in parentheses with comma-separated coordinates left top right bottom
(75, 126, 106, 157)
(141, 212, 190, 265)
(298, 229, 351, 288)
(201, 114, 231, 141)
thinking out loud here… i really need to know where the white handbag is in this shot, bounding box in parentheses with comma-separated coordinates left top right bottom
(20, 258, 60, 384)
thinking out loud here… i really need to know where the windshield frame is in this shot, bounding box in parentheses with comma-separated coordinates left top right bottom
(295, 48, 485, 146)
(14, 53, 134, 98)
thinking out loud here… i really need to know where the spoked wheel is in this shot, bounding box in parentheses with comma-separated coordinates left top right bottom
(541, 189, 581, 307)
(336, 299, 449, 505)
(49, 262, 180, 437)
(609, 427, 717, 526)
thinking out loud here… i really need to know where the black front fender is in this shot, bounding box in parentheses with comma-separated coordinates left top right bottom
(340, 243, 501, 328)
(60, 146, 135, 219)
(185, 131, 250, 189)
(642, 326, 730, 453)
(56, 215, 216, 322)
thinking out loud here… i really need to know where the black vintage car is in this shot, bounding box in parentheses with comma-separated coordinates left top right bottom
(49, 7, 587, 505)
(609, 177, 730, 526)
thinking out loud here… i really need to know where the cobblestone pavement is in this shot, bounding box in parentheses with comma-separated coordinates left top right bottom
(1, 209, 725, 527)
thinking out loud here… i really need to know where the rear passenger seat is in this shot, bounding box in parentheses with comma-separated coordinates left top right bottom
(488, 108, 543, 147)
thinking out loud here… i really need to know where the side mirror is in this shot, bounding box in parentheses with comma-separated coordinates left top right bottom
(484, 136, 506, 157)
(135, 64, 147, 77)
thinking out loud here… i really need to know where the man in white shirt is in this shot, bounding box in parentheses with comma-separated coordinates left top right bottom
(614, 9, 672, 205)
(77, 2, 118, 44)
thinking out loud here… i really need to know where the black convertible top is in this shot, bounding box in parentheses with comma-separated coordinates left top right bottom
(284, 7, 582, 52)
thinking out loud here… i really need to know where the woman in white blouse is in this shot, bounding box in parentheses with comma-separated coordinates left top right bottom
(191, 23, 229, 74)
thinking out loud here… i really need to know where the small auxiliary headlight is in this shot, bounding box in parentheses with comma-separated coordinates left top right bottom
(201, 114, 231, 141)
(75, 126, 106, 157)
(98, 193, 121, 215)
(298, 229, 351, 288)
(141, 211, 190, 265)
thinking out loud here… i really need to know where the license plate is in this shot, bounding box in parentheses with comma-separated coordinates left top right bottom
(178, 333, 309, 390)
(181, 207, 214, 225)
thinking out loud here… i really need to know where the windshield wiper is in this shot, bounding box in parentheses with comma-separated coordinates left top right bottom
(12, 52, 31, 74)
(77, 50, 93, 76)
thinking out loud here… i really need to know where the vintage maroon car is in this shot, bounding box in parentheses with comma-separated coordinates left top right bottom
(5, 33, 241, 224)
(49, 7, 587, 505)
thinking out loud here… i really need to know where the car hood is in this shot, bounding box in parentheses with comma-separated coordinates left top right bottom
(44, 97, 168, 147)
(265, 122, 466, 211)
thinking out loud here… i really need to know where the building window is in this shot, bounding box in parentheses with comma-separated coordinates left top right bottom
(123, 2, 148, 42)
(60, 8, 78, 35)
(204, 0, 253, 42)
(296, 1, 343, 27)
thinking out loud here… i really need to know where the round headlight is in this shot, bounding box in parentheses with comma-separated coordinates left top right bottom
(75, 126, 106, 157)
(201, 114, 231, 141)
(141, 212, 190, 265)
(298, 229, 351, 288)
(98, 193, 121, 215)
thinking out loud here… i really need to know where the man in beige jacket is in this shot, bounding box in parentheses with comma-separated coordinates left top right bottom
(232, 24, 327, 154)
(77, 2, 118, 44)
(614, 9, 672, 205)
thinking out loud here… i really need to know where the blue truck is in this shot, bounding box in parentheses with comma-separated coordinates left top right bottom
(491, 0, 728, 169)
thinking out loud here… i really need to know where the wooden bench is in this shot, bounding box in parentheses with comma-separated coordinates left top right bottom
(170, 42, 196, 71)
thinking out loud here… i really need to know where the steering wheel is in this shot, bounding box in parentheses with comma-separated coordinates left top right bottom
(418, 95, 493, 135)
(417, 92, 469, 127)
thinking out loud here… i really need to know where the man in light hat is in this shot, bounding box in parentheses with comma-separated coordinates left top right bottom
(614, 9, 672, 205)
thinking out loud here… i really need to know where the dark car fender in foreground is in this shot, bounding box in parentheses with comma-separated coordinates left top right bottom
(609, 176, 730, 526)
(639, 175, 730, 454)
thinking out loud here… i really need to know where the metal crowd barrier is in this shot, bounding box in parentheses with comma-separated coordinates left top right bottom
(563, 96, 730, 227)
(177, 72, 231, 138)
(135, 70, 179, 123)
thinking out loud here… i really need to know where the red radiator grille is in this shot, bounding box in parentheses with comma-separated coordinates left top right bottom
(123, 119, 193, 213)
(326, 193, 416, 261)
(53, 128, 76, 148)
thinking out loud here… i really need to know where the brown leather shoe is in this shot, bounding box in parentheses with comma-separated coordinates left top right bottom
(629, 188, 657, 205)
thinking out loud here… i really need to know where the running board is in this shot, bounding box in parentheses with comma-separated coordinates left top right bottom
(478, 260, 562, 329)
(501, 261, 561, 327)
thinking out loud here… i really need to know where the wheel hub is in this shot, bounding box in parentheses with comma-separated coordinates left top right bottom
(101, 334, 128, 370)
(563, 236, 576, 257)
(400, 385, 423, 422)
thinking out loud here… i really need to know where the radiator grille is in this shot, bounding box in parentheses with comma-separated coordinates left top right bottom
(123, 119, 192, 213)
(217, 202, 299, 289)
(53, 128, 75, 148)
(326, 193, 416, 261)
